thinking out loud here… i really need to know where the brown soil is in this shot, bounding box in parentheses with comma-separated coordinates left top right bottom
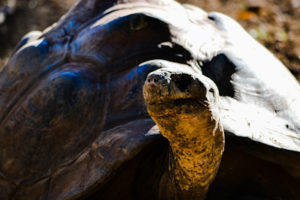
(0, 0, 299, 80)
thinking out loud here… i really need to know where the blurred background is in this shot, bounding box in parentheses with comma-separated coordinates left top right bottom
(0, 0, 299, 80)
(0, 0, 77, 66)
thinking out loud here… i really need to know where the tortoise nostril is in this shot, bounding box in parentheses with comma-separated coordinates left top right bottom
(173, 74, 192, 92)
(146, 74, 165, 85)
(147, 75, 161, 85)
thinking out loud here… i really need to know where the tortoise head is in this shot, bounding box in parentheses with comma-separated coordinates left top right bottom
(143, 61, 219, 117)
(143, 60, 220, 144)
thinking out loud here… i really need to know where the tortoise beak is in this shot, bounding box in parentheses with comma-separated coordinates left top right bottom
(143, 71, 172, 104)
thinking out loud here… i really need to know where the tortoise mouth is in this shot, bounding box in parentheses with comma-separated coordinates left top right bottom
(147, 96, 198, 105)
(146, 97, 206, 117)
(143, 80, 196, 106)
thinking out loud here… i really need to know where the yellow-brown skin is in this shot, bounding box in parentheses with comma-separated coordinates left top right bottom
(143, 65, 224, 199)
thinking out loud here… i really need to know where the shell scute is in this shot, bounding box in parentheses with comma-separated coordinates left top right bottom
(0, 63, 105, 185)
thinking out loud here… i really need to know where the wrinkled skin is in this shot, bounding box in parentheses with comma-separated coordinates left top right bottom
(0, 0, 300, 199)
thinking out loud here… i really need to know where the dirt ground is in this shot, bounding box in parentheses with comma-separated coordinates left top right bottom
(0, 0, 299, 80)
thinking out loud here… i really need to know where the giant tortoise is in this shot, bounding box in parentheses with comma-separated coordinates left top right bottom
(0, 0, 299, 199)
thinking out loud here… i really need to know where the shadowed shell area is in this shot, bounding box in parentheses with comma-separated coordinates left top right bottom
(0, 0, 299, 199)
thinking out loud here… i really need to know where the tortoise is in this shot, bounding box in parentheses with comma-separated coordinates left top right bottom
(0, 0, 299, 199)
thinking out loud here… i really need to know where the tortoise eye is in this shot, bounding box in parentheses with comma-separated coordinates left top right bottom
(173, 74, 192, 92)
(130, 15, 148, 31)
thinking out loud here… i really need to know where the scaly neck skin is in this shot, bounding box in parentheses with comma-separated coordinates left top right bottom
(151, 108, 224, 200)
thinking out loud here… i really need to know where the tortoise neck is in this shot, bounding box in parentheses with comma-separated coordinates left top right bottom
(153, 110, 224, 199)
